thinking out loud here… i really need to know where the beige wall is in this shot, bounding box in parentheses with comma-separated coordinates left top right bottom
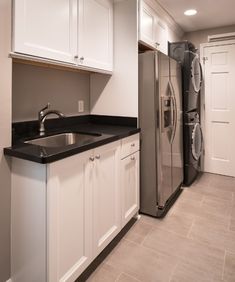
(184, 25, 235, 51)
(90, 0, 138, 117)
(0, 0, 12, 281)
(13, 63, 90, 122)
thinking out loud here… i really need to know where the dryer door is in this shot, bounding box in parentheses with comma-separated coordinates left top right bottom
(191, 123, 203, 161)
(191, 55, 202, 93)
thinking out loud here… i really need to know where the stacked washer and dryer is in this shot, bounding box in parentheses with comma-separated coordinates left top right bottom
(169, 41, 203, 186)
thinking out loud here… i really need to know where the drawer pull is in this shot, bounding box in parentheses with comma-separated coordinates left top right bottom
(131, 143, 135, 147)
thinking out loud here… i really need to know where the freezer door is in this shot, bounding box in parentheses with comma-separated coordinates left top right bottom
(158, 53, 173, 207)
(169, 58, 183, 192)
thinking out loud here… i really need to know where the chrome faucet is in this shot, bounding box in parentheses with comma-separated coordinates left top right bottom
(38, 103, 65, 134)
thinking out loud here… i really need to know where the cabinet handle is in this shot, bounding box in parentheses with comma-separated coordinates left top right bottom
(74, 55, 78, 59)
(89, 156, 95, 162)
(95, 155, 101, 160)
(131, 156, 135, 161)
(155, 42, 160, 46)
(131, 143, 135, 147)
(80, 56, 84, 62)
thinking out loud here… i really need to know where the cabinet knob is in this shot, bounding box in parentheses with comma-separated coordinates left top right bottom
(131, 156, 135, 161)
(155, 42, 160, 46)
(80, 56, 84, 62)
(95, 155, 101, 160)
(89, 156, 95, 162)
(131, 143, 135, 147)
(74, 55, 79, 59)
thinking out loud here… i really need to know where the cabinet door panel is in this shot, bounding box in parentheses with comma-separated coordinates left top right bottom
(47, 151, 92, 282)
(14, 0, 77, 63)
(93, 141, 121, 256)
(78, 0, 113, 71)
(139, 1, 157, 48)
(121, 151, 139, 227)
(155, 20, 168, 54)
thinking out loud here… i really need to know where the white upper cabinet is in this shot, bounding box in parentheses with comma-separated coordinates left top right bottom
(139, 1, 157, 48)
(139, 0, 168, 54)
(155, 19, 168, 54)
(13, 0, 77, 64)
(78, 0, 113, 71)
(13, 0, 113, 72)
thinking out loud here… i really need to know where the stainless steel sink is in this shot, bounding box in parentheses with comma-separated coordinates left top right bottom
(25, 132, 101, 148)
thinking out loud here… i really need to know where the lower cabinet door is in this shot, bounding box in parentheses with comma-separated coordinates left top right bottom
(92, 141, 121, 257)
(121, 151, 140, 227)
(47, 151, 92, 282)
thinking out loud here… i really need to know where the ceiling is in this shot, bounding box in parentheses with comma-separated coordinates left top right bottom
(157, 0, 235, 32)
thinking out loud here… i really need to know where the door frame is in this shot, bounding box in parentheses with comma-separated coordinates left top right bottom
(200, 39, 235, 172)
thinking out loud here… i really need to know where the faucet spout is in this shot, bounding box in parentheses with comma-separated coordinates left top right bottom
(38, 105, 65, 134)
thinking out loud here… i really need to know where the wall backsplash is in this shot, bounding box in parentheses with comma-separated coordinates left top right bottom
(12, 63, 90, 122)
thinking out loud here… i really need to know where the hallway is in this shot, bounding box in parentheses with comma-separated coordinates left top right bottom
(87, 173, 235, 282)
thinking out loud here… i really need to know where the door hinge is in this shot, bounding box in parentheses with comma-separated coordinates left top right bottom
(202, 56, 208, 64)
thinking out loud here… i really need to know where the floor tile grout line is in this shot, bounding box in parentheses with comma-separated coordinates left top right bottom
(114, 272, 123, 282)
(168, 260, 179, 282)
(221, 250, 226, 281)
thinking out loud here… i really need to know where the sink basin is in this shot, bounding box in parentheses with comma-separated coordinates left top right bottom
(25, 132, 102, 148)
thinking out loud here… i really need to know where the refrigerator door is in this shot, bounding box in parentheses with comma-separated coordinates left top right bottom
(158, 53, 173, 207)
(139, 51, 159, 216)
(169, 58, 184, 192)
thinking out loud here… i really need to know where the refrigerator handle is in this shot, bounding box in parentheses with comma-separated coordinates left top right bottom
(169, 81, 177, 144)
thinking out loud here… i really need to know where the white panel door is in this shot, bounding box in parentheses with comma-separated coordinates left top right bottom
(204, 44, 235, 176)
(92, 141, 121, 257)
(121, 151, 139, 227)
(47, 151, 92, 282)
(78, 0, 113, 71)
(14, 0, 77, 63)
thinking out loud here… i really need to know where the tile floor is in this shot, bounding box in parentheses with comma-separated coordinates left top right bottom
(87, 173, 235, 282)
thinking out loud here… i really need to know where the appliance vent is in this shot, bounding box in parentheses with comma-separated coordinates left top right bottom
(208, 32, 235, 42)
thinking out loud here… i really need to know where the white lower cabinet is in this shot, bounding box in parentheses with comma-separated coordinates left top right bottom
(121, 151, 140, 227)
(92, 141, 121, 256)
(11, 136, 139, 282)
(47, 151, 92, 282)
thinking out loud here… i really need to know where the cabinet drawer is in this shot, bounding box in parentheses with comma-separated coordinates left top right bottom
(121, 133, 140, 159)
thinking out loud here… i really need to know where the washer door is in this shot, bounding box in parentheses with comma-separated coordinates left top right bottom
(191, 55, 202, 93)
(191, 123, 203, 161)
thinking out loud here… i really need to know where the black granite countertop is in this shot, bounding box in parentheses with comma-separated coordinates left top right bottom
(4, 115, 140, 164)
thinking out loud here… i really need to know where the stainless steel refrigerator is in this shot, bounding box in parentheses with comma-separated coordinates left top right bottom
(139, 51, 183, 217)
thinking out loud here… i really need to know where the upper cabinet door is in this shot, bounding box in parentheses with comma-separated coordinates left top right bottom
(155, 20, 168, 54)
(139, 1, 158, 49)
(13, 0, 77, 64)
(78, 0, 113, 71)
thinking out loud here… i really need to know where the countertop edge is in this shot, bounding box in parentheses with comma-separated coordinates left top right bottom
(4, 128, 140, 164)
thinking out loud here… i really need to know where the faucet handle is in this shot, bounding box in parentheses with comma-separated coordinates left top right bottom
(39, 103, 50, 118)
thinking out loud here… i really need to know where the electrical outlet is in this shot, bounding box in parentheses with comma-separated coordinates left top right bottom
(78, 100, 84, 113)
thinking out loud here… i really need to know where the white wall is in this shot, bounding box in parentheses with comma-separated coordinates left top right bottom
(0, 0, 12, 281)
(13, 63, 90, 122)
(90, 0, 138, 117)
(184, 24, 235, 51)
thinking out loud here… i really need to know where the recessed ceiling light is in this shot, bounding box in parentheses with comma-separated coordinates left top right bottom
(184, 9, 197, 16)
